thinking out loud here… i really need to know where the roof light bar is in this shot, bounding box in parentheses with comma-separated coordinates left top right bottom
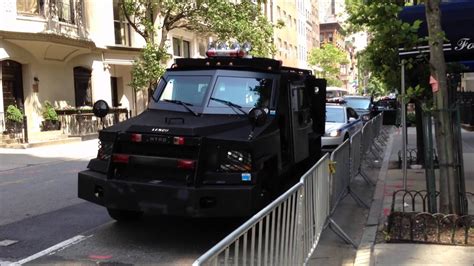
(206, 41, 252, 58)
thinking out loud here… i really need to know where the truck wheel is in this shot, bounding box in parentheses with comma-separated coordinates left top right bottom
(107, 208, 143, 221)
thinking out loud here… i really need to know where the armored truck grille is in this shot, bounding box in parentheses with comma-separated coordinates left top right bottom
(114, 164, 191, 185)
(117, 142, 199, 159)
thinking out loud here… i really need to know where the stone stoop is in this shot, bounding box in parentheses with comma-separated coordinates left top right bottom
(0, 134, 22, 146)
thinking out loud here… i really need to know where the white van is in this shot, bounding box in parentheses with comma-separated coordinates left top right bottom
(326, 87, 348, 99)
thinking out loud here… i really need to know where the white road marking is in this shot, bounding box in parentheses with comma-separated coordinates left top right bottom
(0, 240, 18, 247)
(10, 234, 92, 265)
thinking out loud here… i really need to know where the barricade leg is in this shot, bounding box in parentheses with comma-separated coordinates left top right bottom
(359, 168, 375, 186)
(348, 187, 370, 209)
(327, 218, 358, 249)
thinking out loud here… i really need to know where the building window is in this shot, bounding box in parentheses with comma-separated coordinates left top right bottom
(331, 0, 335, 15)
(328, 33, 334, 42)
(113, 0, 132, 46)
(173, 38, 181, 57)
(173, 38, 191, 58)
(56, 0, 75, 24)
(199, 43, 206, 57)
(340, 64, 347, 75)
(17, 0, 44, 15)
(113, 0, 131, 46)
(183, 40, 190, 58)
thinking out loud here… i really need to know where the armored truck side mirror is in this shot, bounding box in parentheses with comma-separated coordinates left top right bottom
(248, 108, 267, 128)
(93, 100, 109, 118)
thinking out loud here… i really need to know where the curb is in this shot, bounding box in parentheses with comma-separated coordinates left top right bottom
(354, 131, 395, 266)
(0, 137, 82, 149)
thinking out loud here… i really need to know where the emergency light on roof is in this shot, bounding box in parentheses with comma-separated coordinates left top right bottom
(206, 41, 252, 58)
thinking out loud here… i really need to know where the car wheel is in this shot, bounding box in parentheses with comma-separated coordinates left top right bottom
(107, 208, 143, 222)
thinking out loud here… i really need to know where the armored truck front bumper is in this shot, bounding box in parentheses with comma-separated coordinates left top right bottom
(78, 170, 263, 217)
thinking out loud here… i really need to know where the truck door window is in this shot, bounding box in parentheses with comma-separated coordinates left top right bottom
(209, 77, 272, 108)
(158, 76, 211, 106)
(291, 85, 311, 111)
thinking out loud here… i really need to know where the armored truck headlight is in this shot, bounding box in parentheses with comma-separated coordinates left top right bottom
(218, 150, 252, 172)
(97, 140, 113, 160)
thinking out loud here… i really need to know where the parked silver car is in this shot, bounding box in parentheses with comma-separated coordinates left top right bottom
(322, 104, 363, 151)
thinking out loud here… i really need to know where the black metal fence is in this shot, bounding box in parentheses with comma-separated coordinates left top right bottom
(57, 108, 129, 137)
(458, 91, 474, 125)
(387, 189, 474, 245)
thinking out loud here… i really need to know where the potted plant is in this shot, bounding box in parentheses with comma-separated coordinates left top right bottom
(5, 104, 23, 134)
(41, 101, 60, 131)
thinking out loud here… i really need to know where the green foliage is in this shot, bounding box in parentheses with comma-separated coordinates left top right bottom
(308, 43, 349, 87)
(345, 0, 423, 90)
(130, 43, 169, 91)
(365, 76, 388, 97)
(6, 105, 23, 123)
(42, 101, 58, 121)
(122, 0, 278, 91)
(204, 0, 280, 57)
(407, 112, 416, 125)
(121, 0, 157, 42)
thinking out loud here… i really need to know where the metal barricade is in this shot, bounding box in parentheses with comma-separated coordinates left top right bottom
(350, 130, 362, 181)
(325, 139, 367, 248)
(193, 154, 331, 266)
(330, 140, 351, 212)
(358, 121, 375, 185)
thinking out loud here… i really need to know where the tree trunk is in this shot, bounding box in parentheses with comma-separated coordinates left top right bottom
(425, 0, 459, 214)
(160, 27, 169, 50)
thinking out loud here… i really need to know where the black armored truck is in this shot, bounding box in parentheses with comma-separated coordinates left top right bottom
(78, 45, 326, 220)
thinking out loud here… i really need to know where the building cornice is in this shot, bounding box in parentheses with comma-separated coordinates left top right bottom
(0, 30, 95, 49)
(104, 45, 142, 53)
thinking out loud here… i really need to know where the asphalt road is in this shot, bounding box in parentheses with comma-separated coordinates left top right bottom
(0, 140, 245, 265)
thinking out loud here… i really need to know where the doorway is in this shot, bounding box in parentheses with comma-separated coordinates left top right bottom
(74, 67, 92, 107)
(2, 60, 24, 112)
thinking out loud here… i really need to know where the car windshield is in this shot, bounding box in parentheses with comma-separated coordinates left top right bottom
(344, 97, 371, 109)
(326, 108, 345, 123)
(157, 75, 212, 106)
(208, 77, 272, 108)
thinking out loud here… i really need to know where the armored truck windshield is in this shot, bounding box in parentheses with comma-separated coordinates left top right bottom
(148, 70, 274, 115)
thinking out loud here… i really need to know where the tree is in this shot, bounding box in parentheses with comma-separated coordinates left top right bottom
(424, 0, 459, 214)
(121, 0, 279, 92)
(346, 0, 463, 214)
(308, 43, 349, 87)
(345, 0, 422, 90)
(364, 76, 388, 97)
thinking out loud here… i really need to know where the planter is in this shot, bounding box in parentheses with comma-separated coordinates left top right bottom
(41, 120, 61, 131)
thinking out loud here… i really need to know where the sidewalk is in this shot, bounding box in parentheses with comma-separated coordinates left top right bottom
(355, 127, 474, 265)
(0, 139, 99, 172)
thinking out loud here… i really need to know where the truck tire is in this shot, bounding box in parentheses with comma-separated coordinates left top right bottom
(107, 208, 143, 221)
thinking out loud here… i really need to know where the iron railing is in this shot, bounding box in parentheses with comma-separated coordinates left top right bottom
(388, 190, 474, 245)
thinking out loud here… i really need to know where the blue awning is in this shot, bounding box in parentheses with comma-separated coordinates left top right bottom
(399, 1, 474, 62)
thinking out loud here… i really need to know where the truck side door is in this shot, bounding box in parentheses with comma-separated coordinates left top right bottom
(289, 81, 313, 163)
